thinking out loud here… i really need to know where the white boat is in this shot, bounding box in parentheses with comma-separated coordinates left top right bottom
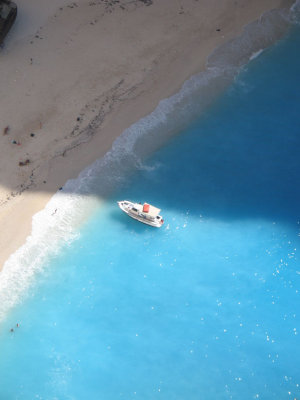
(117, 200, 164, 228)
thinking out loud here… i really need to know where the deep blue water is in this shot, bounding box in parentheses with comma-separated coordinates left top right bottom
(0, 26, 299, 400)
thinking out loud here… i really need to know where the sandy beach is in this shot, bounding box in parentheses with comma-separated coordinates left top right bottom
(0, 0, 294, 270)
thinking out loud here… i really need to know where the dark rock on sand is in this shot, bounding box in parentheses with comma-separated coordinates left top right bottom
(0, 0, 17, 44)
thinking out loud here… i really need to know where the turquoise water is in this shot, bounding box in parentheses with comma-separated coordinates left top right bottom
(0, 25, 300, 400)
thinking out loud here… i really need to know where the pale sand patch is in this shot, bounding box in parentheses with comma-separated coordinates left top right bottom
(0, 0, 294, 269)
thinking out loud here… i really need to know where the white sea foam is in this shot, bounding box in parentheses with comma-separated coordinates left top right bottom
(290, 0, 300, 22)
(0, 191, 99, 321)
(249, 49, 264, 61)
(135, 160, 162, 172)
(0, 1, 299, 322)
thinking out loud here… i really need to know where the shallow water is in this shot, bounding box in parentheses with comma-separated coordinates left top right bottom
(0, 24, 299, 400)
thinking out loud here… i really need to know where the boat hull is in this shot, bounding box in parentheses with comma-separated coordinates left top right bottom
(118, 201, 164, 228)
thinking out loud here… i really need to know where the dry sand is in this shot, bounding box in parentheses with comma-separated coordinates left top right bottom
(0, 0, 294, 269)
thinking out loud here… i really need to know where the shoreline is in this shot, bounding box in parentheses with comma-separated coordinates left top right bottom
(0, 0, 295, 270)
